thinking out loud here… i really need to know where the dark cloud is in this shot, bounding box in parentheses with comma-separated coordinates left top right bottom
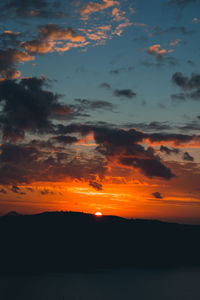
(160, 145, 179, 155)
(92, 127, 175, 179)
(89, 180, 103, 191)
(183, 152, 194, 161)
(93, 127, 144, 146)
(172, 72, 200, 100)
(56, 124, 175, 179)
(55, 123, 200, 178)
(0, 0, 67, 19)
(29, 139, 53, 149)
(11, 185, 25, 194)
(56, 123, 92, 136)
(57, 123, 200, 146)
(40, 189, 54, 195)
(52, 135, 78, 144)
(0, 48, 34, 80)
(123, 121, 172, 132)
(147, 132, 197, 145)
(0, 77, 71, 141)
(113, 89, 136, 99)
(178, 120, 200, 131)
(120, 156, 174, 179)
(172, 72, 200, 90)
(109, 69, 122, 75)
(3, 121, 199, 186)
(72, 98, 115, 113)
(152, 192, 163, 199)
(0, 141, 107, 186)
(100, 83, 136, 99)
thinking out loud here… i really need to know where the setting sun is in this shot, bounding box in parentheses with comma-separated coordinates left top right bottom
(95, 212, 103, 217)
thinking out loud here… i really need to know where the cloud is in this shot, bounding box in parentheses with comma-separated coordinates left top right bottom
(152, 192, 163, 199)
(119, 156, 174, 179)
(147, 44, 167, 57)
(22, 24, 86, 54)
(11, 185, 25, 194)
(113, 20, 132, 36)
(172, 72, 200, 90)
(178, 118, 200, 131)
(73, 98, 115, 112)
(0, 31, 22, 49)
(113, 89, 136, 99)
(92, 126, 175, 179)
(80, 0, 118, 19)
(56, 124, 176, 180)
(172, 72, 200, 100)
(183, 152, 194, 161)
(112, 7, 126, 22)
(0, 141, 107, 186)
(52, 135, 78, 144)
(0, 77, 72, 141)
(123, 121, 172, 132)
(89, 180, 103, 191)
(58, 123, 200, 148)
(0, 48, 34, 81)
(40, 189, 55, 195)
(146, 132, 198, 146)
(100, 83, 136, 99)
(160, 145, 179, 155)
(0, 0, 66, 19)
(3, 121, 200, 186)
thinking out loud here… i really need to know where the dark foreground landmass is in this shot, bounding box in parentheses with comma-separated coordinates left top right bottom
(1, 211, 200, 274)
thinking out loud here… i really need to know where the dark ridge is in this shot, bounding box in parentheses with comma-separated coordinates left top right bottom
(1, 211, 200, 275)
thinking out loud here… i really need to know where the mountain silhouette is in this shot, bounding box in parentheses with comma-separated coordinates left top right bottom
(1, 211, 200, 274)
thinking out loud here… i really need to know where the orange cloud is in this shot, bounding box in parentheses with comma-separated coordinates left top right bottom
(112, 7, 126, 22)
(4, 30, 20, 36)
(113, 20, 132, 36)
(147, 44, 167, 56)
(22, 24, 86, 54)
(81, 0, 119, 19)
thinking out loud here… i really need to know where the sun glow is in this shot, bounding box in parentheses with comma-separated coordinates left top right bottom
(95, 211, 103, 217)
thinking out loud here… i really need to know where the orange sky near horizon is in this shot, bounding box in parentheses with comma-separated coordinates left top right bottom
(1, 175, 200, 224)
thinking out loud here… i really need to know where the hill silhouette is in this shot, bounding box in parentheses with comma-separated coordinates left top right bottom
(1, 211, 200, 274)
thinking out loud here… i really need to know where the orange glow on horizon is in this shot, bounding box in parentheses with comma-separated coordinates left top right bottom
(1, 170, 200, 224)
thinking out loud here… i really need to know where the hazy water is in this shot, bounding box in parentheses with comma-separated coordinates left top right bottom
(1, 268, 200, 300)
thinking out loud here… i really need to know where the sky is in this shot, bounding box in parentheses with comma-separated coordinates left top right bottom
(0, 0, 200, 223)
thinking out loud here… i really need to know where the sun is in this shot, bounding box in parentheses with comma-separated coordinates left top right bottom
(95, 211, 103, 217)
